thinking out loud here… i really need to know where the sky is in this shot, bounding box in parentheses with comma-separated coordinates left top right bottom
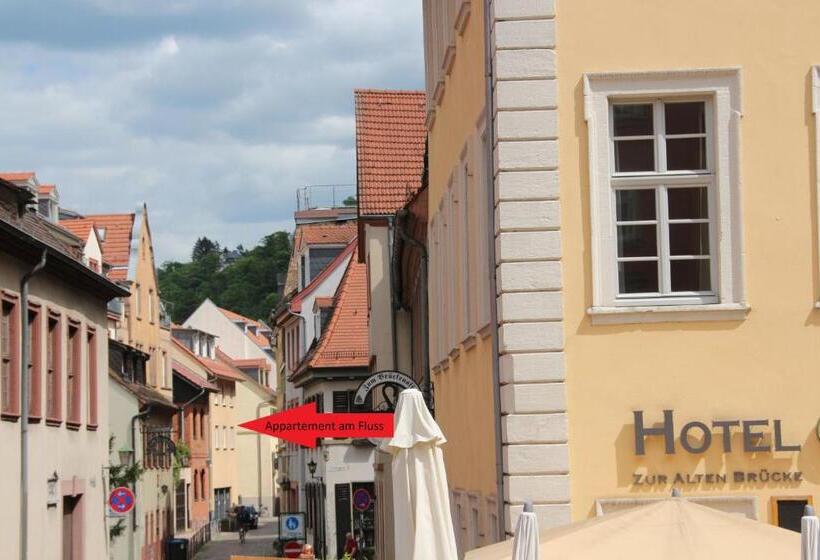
(0, 0, 424, 263)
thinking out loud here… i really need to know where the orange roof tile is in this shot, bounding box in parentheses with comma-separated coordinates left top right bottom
(38, 184, 56, 196)
(294, 221, 357, 253)
(314, 297, 334, 309)
(0, 171, 36, 182)
(354, 89, 426, 216)
(61, 214, 135, 280)
(58, 219, 93, 242)
(172, 338, 246, 382)
(217, 307, 272, 349)
(306, 247, 369, 369)
(289, 239, 356, 313)
(172, 360, 219, 392)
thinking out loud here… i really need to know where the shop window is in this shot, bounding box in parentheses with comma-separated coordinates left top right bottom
(584, 68, 745, 323)
(772, 497, 812, 533)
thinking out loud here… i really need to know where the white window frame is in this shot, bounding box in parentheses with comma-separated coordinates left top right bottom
(584, 68, 747, 324)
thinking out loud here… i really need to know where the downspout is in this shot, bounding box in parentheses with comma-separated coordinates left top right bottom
(20, 249, 47, 560)
(395, 209, 430, 408)
(387, 216, 399, 370)
(483, 0, 506, 540)
(130, 405, 152, 532)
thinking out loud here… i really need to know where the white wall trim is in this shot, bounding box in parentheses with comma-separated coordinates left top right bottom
(588, 302, 750, 325)
(584, 67, 745, 316)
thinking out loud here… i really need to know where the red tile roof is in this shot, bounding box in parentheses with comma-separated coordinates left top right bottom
(172, 338, 246, 382)
(172, 360, 219, 391)
(289, 239, 356, 313)
(294, 221, 358, 253)
(60, 214, 135, 280)
(314, 297, 334, 309)
(58, 219, 93, 242)
(0, 171, 36, 182)
(217, 307, 272, 349)
(38, 184, 56, 196)
(304, 247, 369, 370)
(294, 207, 357, 221)
(355, 89, 426, 216)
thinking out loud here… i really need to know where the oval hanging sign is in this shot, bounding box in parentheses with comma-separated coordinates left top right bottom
(353, 370, 419, 406)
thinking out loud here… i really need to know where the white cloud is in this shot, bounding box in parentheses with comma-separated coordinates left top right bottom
(0, 0, 423, 262)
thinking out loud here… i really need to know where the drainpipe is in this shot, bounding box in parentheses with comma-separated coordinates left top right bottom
(394, 209, 430, 407)
(256, 399, 277, 513)
(387, 216, 399, 370)
(20, 249, 47, 560)
(130, 405, 152, 532)
(483, 0, 506, 540)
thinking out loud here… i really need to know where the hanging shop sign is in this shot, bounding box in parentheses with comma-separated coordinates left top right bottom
(633, 410, 801, 456)
(354, 370, 419, 410)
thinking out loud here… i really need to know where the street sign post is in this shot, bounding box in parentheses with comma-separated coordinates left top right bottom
(279, 512, 306, 540)
(108, 486, 135, 516)
(353, 487, 372, 512)
(283, 540, 303, 558)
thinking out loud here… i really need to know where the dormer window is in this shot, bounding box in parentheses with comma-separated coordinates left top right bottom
(98, 227, 106, 241)
(299, 245, 345, 289)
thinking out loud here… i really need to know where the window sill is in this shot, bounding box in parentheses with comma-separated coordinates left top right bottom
(46, 418, 63, 427)
(66, 421, 82, 431)
(1, 412, 20, 423)
(87, 424, 99, 432)
(587, 303, 750, 325)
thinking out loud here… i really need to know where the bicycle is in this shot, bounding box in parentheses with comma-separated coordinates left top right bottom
(238, 524, 247, 544)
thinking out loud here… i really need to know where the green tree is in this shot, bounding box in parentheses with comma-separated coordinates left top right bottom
(159, 231, 292, 323)
(343, 195, 357, 207)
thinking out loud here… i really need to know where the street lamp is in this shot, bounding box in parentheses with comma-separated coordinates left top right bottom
(306, 458, 326, 559)
(118, 444, 134, 467)
(307, 459, 317, 478)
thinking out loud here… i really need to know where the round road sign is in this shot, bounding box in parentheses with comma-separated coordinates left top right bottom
(353, 488, 372, 512)
(284, 541, 303, 558)
(109, 486, 135, 515)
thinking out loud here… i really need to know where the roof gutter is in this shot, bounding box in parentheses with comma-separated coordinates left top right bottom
(484, 0, 507, 540)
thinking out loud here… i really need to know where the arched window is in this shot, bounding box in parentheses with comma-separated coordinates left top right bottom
(193, 470, 199, 501)
(201, 469, 207, 502)
(192, 410, 198, 440)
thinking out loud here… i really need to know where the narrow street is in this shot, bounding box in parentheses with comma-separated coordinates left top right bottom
(195, 520, 279, 560)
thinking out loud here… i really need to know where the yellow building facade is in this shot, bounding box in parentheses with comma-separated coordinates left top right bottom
(424, 0, 820, 556)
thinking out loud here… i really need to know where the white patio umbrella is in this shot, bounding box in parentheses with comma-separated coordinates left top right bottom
(512, 502, 539, 560)
(383, 388, 459, 560)
(802, 505, 820, 560)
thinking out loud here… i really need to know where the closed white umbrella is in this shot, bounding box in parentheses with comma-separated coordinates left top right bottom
(383, 388, 459, 560)
(512, 502, 539, 560)
(802, 505, 820, 560)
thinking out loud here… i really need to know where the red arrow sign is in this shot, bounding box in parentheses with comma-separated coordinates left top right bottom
(239, 402, 394, 448)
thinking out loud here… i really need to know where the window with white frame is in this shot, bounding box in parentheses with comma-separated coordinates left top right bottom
(610, 100, 715, 301)
(584, 68, 745, 321)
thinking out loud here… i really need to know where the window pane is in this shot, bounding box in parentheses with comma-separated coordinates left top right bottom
(616, 190, 656, 221)
(664, 102, 705, 135)
(617, 225, 657, 257)
(671, 260, 711, 292)
(666, 138, 706, 170)
(618, 261, 659, 294)
(668, 187, 708, 219)
(669, 223, 710, 255)
(613, 104, 653, 136)
(615, 140, 655, 172)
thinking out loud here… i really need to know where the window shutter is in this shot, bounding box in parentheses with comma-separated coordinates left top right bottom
(332, 391, 350, 413)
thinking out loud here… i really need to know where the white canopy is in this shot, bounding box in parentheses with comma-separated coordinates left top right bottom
(383, 388, 459, 560)
(467, 498, 800, 560)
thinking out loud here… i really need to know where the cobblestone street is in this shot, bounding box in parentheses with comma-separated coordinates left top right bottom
(194, 520, 279, 560)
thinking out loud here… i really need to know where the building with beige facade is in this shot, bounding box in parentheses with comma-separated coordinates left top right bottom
(0, 176, 128, 560)
(420, 0, 820, 557)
